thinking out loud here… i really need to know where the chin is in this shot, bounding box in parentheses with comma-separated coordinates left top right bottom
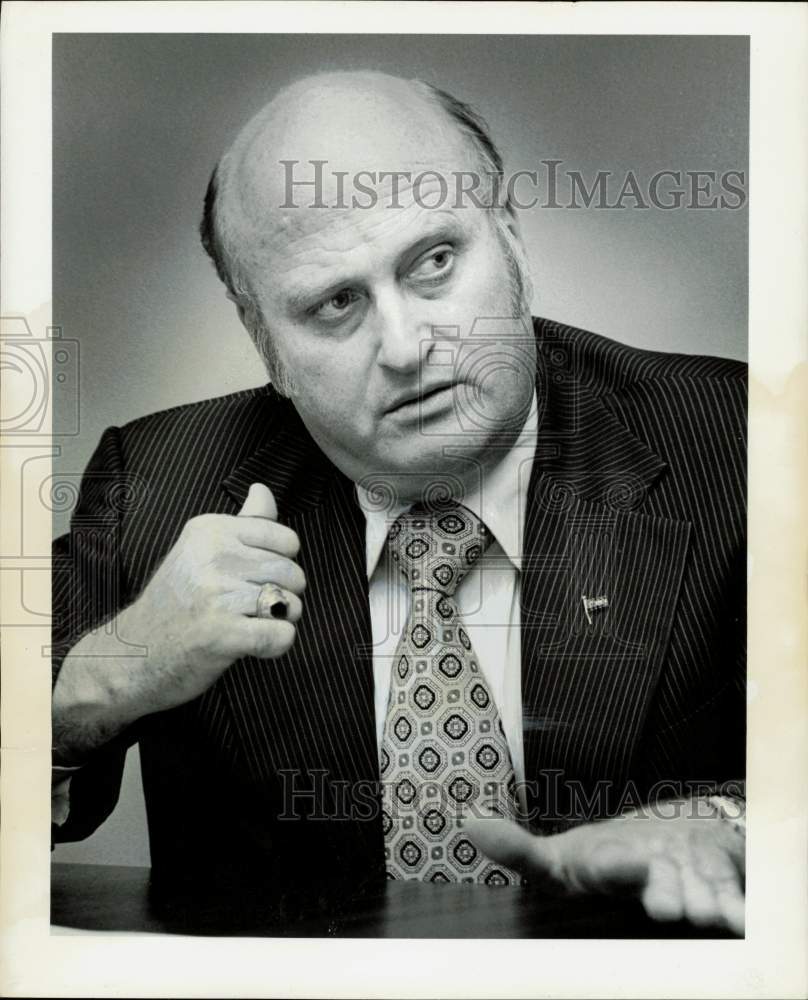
(366, 446, 493, 507)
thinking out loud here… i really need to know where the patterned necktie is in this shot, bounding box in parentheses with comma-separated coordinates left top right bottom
(380, 503, 522, 885)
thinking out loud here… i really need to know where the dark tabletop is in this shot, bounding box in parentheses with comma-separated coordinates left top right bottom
(51, 863, 731, 938)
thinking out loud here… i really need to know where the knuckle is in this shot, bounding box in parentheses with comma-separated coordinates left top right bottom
(215, 584, 249, 615)
(185, 513, 215, 535)
(182, 514, 227, 558)
(275, 525, 300, 559)
(267, 558, 305, 593)
(248, 620, 296, 659)
(187, 614, 232, 658)
(197, 567, 221, 594)
(275, 526, 300, 558)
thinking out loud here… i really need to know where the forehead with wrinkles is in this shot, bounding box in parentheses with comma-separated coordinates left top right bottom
(216, 72, 478, 271)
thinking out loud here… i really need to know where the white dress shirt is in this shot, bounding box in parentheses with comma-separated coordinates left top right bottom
(357, 394, 539, 792)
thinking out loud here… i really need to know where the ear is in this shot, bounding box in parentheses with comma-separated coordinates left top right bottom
(501, 201, 524, 243)
(226, 290, 248, 327)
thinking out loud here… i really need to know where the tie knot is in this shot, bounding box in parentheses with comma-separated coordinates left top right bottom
(387, 504, 491, 596)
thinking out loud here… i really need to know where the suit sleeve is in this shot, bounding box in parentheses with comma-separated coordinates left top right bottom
(52, 425, 140, 844)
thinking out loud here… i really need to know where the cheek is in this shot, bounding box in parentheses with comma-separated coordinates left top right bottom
(453, 245, 534, 396)
(458, 240, 516, 315)
(284, 338, 367, 417)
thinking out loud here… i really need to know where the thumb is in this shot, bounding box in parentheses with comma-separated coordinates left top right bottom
(238, 482, 278, 520)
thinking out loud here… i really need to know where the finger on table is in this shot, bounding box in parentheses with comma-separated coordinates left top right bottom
(678, 861, 720, 928)
(688, 834, 745, 935)
(714, 877, 745, 936)
(641, 855, 685, 923)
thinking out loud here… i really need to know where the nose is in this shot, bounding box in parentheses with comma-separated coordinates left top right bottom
(374, 287, 425, 374)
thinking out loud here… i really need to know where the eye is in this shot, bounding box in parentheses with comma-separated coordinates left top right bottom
(313, 288, 361, 321)
(410, 245, 455, 282)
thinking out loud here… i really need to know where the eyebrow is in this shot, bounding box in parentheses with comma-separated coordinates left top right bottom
(284, 212, 471, 315)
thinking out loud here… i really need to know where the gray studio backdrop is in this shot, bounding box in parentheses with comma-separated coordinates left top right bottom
(53, 34, 749, 865)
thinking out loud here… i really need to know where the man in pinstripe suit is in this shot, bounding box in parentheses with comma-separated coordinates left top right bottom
(52, 73, 746, 932)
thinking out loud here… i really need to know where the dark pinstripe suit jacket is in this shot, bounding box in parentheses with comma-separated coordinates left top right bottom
(53, 319, 746, 891)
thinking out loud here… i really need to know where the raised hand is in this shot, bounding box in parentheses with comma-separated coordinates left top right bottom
(53, 483, 305, 759)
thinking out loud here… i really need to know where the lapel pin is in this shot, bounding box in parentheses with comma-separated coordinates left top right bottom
(582, 594, 609, 625)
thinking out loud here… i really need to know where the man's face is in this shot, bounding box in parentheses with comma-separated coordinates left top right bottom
(228, 90, 536, 499)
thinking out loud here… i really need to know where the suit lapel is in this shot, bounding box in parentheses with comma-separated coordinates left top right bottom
(219, 402, 378, 816)
(521, 333, 692, 817)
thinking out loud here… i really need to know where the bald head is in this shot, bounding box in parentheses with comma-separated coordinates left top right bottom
(226, 72, 474, 203)
(201, 72, 507, 299)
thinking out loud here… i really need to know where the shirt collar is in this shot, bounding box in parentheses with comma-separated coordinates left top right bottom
(357, 392, 538, 579)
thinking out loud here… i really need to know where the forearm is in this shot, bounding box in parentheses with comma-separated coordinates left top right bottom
(52, 589, 245, 764)
(52, 605, 153, 764)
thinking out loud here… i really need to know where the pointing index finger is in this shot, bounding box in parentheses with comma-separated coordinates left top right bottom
(462, 813, 567, 892)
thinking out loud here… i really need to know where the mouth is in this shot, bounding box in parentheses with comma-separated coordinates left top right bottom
(385, 382, 457, 415)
